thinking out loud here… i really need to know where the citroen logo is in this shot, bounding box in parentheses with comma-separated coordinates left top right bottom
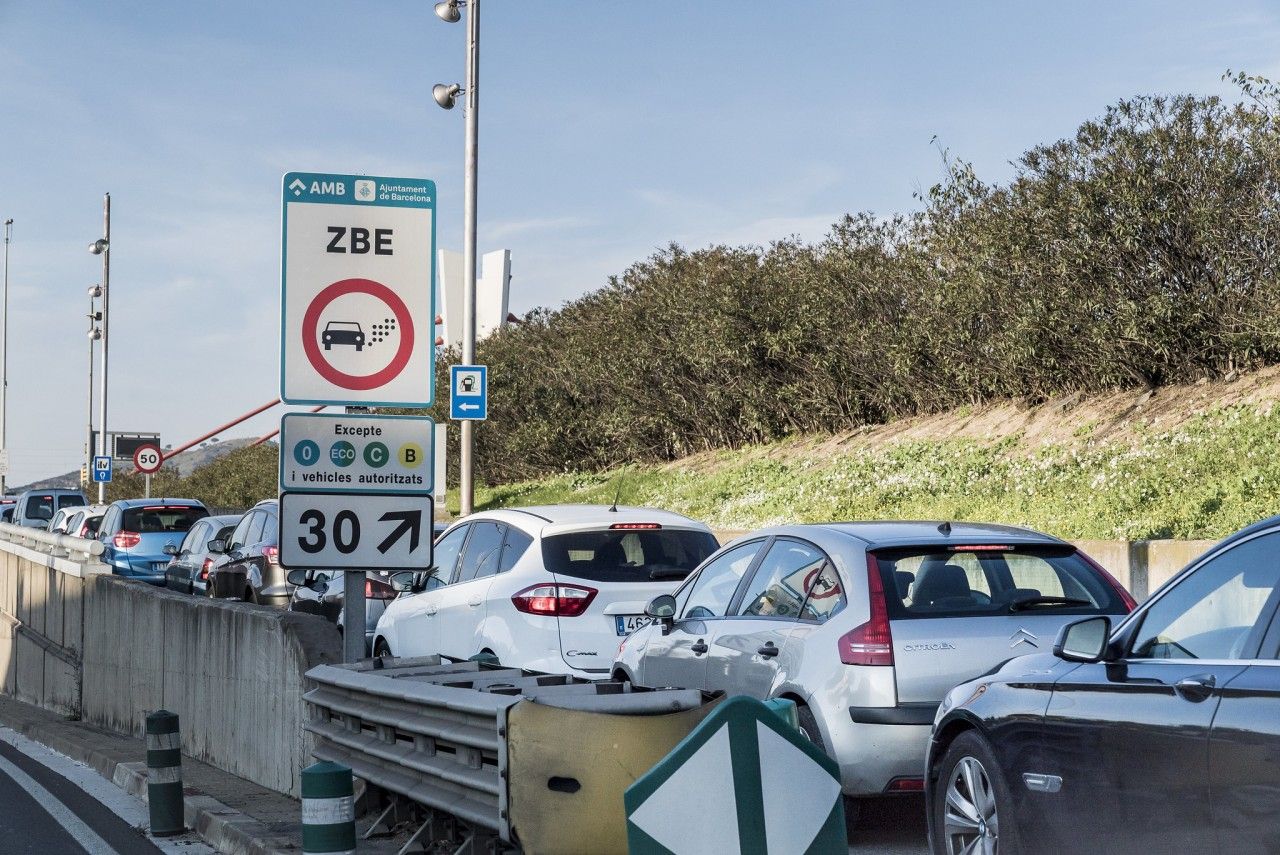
(1010, 628, 1039, 649)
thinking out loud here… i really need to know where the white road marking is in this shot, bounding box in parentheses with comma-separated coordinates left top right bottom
(0, 747, 119, 854)
(0, 727, 215, 854)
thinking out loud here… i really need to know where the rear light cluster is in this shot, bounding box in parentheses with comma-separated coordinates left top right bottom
(885, 777, 925, 793)
(113, 531, 141, 549)
(512, 583, 598, 617)
(263, 545, 280, 566)
(199, 558, 213, 582)
(609, 523, 661, 530)
(838, 554, 894, 666)
(950, 544, 1011, 552)
(1078, 551, 1138, 612)
(365, 578, 397, 601)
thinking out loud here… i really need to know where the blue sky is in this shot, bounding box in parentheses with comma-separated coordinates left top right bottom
(2, 1, 1279, 484)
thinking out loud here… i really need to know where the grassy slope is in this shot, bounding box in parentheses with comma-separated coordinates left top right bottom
(476, 371, 1280, 540)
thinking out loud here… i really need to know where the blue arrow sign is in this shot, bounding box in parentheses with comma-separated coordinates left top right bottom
(450, 364, 488, 421)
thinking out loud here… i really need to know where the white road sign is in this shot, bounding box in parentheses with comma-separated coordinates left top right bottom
(280, 171, 436, 407)
(279, 412, 434, 495)
(278, 492, 434, 571)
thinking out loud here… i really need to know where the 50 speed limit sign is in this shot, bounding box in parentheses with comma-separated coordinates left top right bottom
(278, 491, 433, 571)
(133, 444, 163, 474)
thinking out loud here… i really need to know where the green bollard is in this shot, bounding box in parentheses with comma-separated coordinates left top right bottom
(302, 761, 356, 855)
(145, 710, 185, 836)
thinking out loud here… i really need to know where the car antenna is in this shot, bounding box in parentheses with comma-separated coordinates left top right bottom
(938, 521, 952, 536)
(609, 468, 625, 513)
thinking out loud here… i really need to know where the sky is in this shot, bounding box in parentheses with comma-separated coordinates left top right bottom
(1, 0, 1279, 486)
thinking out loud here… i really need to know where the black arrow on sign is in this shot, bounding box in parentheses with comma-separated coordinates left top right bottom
(377, 510, 422, 554)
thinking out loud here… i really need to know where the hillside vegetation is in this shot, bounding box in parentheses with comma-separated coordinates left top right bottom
(420, 74, 1280, 485)
(476, 370, 1280, 540)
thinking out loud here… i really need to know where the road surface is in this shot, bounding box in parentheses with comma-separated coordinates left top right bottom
(0, 729, 212, 855)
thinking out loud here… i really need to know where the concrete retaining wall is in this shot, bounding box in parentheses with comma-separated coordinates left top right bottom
(81, 576, 341, 796)
(0, 542, 95, 717)
(711, 530, 1217, 601)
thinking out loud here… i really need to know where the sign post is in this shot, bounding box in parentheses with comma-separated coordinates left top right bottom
(133, 443, 163, 499)
(280, 172, 438, 664)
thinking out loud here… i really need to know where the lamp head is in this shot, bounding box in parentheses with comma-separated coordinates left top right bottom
(88, 238, 109, 255)
(87, 284, 102, 298)
(433, 83, 462, 110)
(434, 0, 462, 23)
(87, 327, 101, 341)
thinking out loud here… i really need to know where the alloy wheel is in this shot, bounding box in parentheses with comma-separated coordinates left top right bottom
(944, 756, 1000, 855)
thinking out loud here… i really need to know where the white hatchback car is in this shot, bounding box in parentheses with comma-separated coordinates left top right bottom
(373, 505, 719, 677)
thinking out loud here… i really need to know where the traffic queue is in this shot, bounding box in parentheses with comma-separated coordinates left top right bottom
(15, 490, 1280, 853)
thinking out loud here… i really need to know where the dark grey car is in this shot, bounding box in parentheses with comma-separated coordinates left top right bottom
(164, 515, 238, 595)
(207, 501, 288, 606)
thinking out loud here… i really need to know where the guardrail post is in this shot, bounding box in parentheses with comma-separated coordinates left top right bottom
(302, 761, 357, 855)
(145, 709, 185, 836)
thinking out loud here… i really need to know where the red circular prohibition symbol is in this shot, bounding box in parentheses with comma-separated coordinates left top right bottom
(803, 567, 839, 600)
(302, 278, 415, 391)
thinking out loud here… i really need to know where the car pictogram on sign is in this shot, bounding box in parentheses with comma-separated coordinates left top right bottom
(323, 321, 365, 351)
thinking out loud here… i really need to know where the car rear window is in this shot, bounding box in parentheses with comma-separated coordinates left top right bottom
(542, 528, 719, 583)
(58, 495, 88, 510)
(122, 506, 208, 534)
(874, 544, 1127, 619)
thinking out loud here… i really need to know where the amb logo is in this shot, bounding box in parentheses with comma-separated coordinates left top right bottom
(289, 178, 346, 197)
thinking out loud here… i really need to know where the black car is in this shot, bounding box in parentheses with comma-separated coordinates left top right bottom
(926, 515, 1280, 855)
(206, 500, 289, 605)
(163, 514, 239, 595)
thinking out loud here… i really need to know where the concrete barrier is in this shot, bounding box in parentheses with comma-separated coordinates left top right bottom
(81, 576, 341, 796)
(0, 525, 342, 798)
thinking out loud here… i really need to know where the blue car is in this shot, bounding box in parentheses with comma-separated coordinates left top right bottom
(98, 498, 210, 583)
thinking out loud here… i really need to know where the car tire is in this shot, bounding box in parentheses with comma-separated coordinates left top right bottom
(931, 731, 1020, 855)
(373, 639, 391, 658)
(795, 705, 861, 834)
(246, 587, 257, 605)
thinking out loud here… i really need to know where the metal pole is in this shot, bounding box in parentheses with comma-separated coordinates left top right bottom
(343, 403, 366, 664)
(459, 0, 480, 516)
(144, 473, 151, 499)
(87, 293, 96, 489)
(97, 194, 110, 503)
(0, 218, 10, 496)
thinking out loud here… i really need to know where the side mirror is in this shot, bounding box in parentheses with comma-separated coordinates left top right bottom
(390, 571, 416, 593)
(645, 594, 678, 634)
(207, 539, 226, 555)
(1054, 616, 1112, 663)
(286, 569, 309, 587)
(163, 544, 179, 556)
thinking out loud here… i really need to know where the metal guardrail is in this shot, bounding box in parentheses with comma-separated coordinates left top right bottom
(303, 655, 704, 843)
(0, 521, 104, 563)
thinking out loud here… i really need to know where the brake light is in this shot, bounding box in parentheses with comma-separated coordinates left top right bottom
(263, 545, 279, 566)
(1077, 551, 1138, 611)
(950, 545, 1011, 552)
(113, 531, 141, 549)
(365, 578, 397, 600)
(512, 583, 598, 617)
(199, 558, 213, 581)
(609, 523, 661, 530)
(838, 554, 894, 666)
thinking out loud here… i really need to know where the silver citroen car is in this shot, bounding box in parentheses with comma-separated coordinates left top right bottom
(612, 521, 1134, 820)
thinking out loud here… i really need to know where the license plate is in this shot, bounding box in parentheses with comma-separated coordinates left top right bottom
(615, 615, 652, 636)
(153, 562, 169, 573)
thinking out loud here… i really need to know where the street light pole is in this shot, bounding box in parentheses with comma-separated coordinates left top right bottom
(1, 218, 11, 496)
(93, 195, 111, 503)
(86, 285, 101, 489)
(459, 0, 480, 516)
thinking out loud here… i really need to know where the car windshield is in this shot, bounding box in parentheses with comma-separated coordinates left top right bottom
(541, 528, 719, 583)
(26, 496, 54, 520)
(121, 506, 207, 534)
(58, 495, 87, 509)
(326, 322, 360, 331)
(874, 545, 1125, 618)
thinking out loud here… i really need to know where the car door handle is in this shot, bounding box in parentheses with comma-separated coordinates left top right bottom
(468, 600, 483, 608)
(757, 643, 779, 658)
(1174, 674, 1217, 702)
(691, 640, 708, 656)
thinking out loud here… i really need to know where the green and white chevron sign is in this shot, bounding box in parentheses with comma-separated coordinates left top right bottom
(625, 696, 846, 855)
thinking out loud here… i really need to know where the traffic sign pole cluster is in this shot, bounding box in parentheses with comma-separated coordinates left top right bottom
(280, 172, 439, 664)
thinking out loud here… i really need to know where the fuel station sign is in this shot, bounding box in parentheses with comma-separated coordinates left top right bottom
(280, 172, 436, 406)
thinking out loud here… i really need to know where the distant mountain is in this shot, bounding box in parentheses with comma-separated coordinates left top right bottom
(8, 436, 265, 493)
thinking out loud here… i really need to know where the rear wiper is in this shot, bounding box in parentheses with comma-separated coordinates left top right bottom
(1009, 595, 1092, 612)
(649, 567, 688, 581)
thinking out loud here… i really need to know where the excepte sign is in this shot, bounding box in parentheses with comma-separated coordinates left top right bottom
(280, 172, 436, 407)
(279, 412, 434, 495)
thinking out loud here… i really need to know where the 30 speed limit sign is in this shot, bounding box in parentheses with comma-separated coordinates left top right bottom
(133, 444, 163, 474)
